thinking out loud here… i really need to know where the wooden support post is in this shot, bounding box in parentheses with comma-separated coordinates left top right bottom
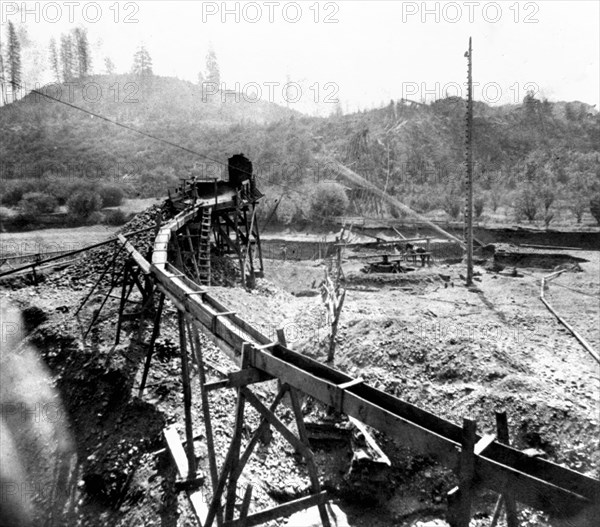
(327, 288, 346, 363)
(244, 207, 257, 289)
(447, 418, 477, 527)
(204, 392, 252, 527)
(138, 292, 165, 397)
(76, 245, 123, 316)
(231, 385, 288, 482)
(239, 485, 253, 527)
(136, 280, 157, 344)
(83, 259, 124, 340)
(114, 259, 131, 345)
(185, 225, 201, 282)
(178, 310, 196, 479)
(490, 411, 519, 527)
(191, 322, 222, 526)
(252, 204, 264, 275)
(289, 387, 331, 527)
(225, 344, 250, 521)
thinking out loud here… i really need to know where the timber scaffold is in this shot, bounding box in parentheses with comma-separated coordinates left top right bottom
(106, 160, 597, 527)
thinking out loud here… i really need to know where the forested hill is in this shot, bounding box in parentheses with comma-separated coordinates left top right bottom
(1, 74, 599, 225)
(0, 74, 300, 180)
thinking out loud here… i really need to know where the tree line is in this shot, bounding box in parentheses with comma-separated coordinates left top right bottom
(0, 21, 222, 103)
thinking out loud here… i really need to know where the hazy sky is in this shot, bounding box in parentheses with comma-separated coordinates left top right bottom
(2, 0, 598, 114)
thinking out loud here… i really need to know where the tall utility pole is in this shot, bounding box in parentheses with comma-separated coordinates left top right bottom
(465, 37, 474, 286)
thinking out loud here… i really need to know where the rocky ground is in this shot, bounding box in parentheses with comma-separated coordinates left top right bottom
(1, 213, 598, 527)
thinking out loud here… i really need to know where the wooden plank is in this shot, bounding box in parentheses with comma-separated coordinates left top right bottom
(204, 379, 231, 392)
(456, 419, 477, 527)
(164, 426, 191, 479)
(164, 425, 209, 525)
(227, 368, 274, 388)
(348, 416, 390, 466)
(474, 434, 496, 456)
(241, 387, 311, 459)
(492, 411, 519, 527)
(223, 491, 329, 527)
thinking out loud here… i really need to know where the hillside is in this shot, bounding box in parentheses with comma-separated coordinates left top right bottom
(1, 74, 599, 228)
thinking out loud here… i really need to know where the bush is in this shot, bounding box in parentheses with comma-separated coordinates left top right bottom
(102, 209, 129, 226)
(474, 196, 485, 219)
(410, 194, 438, 214)
(569, 193, 587, 223)
(514, 187, 538, 222)
(309, 181, 349, 222)
(441, 194, 462, 220)
(98, 184, 124, 207)
(45, 178, 88, 205)
(591, 194, 600, 225)
(18, 192, 58, 217)
(67, 189, 103, 220)
(0, 179, 40, 206)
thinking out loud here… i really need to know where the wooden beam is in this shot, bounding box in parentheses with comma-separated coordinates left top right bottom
(223, 491, 330, 527)
(164, 425, 208, 524)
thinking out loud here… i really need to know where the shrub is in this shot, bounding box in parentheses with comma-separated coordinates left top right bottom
(102, 209, 128, 226)
(410, 194, 438, 214)
(538, 187, 555, 214)
(441, 194, 462, 220)
(474, 196, 485, 219)
(0, 179, 40, 206)
(569, 193, 587, 224)
(514, 187, 538, 222)
(45, 178, 88, 205)
(98, 184, 124, 207)
(591, 194, 600, 225)
(309, 181, 349, 222)
(18, 192, 58, 217)
(67, 189, 103, 220)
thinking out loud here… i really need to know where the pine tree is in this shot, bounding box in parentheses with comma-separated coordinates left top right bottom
(60, 33, 74, 81)
(7, 21, 21, 92)
(206, 48, 220, 85)
(49, 37, 60, 82)
(132, 45, 153, 76)
(73, 27, 91, 77)
(104, 57, 115, 75)
(0, 36, 7, 104)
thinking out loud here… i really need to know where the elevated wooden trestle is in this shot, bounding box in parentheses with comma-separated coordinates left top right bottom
(104, 185, 599, 526)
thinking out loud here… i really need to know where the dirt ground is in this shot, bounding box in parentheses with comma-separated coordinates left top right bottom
(1, 233, 598, 526)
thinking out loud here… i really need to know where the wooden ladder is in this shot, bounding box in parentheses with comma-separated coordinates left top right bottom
(198, 207, 212, 286)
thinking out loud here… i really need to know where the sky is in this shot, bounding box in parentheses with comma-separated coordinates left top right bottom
(1, 0, 598, 115)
